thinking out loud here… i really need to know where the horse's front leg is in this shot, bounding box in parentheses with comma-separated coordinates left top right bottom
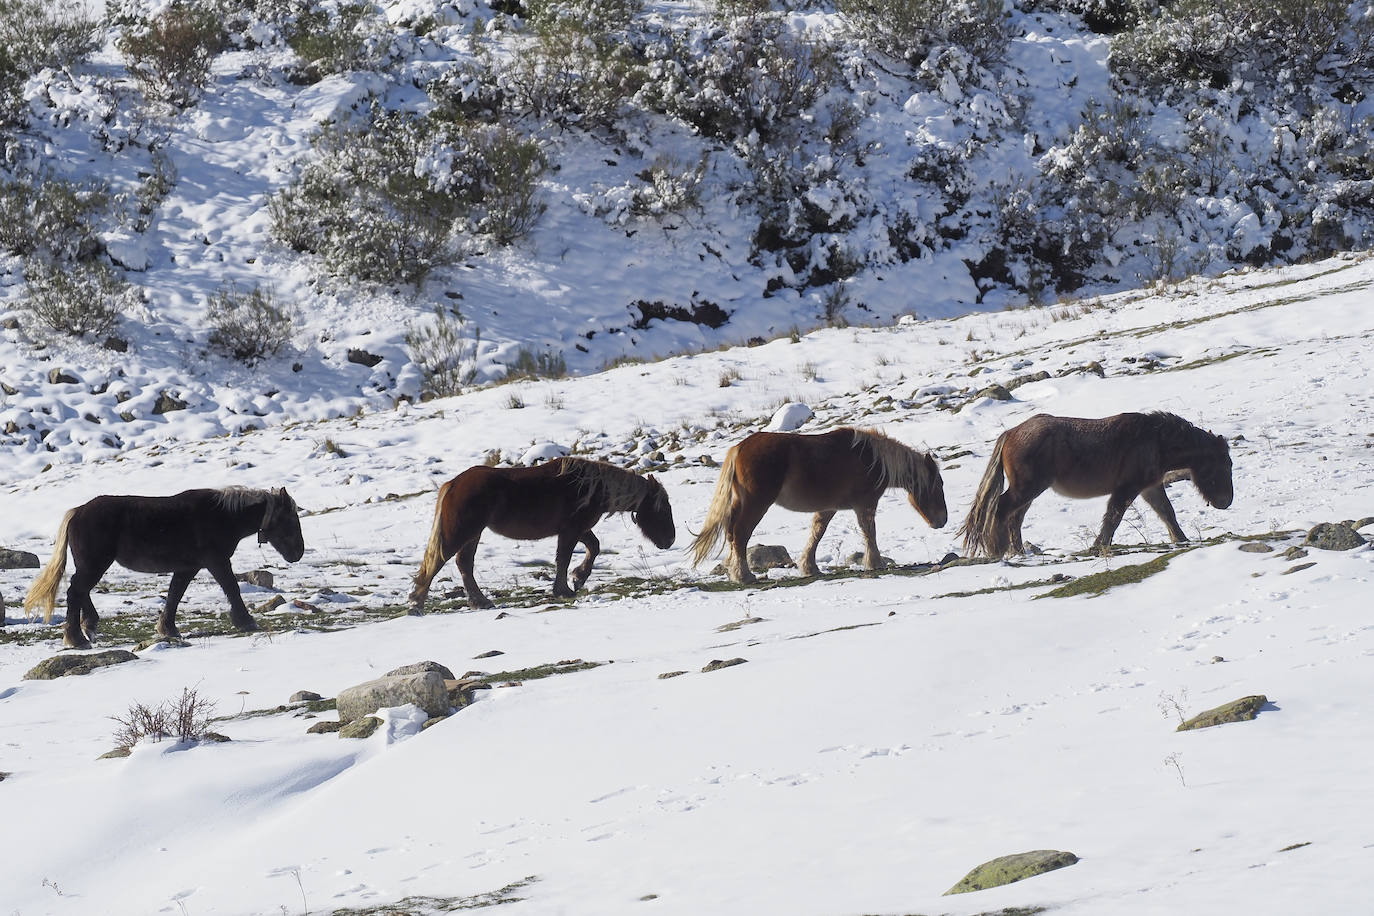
(799, 510, 835, 577)
(157, 570, 195, 640)
(456, 539, 494, 609)
(571, 530, 601, 592)
(854, 507, 887, 571)
(1140, 484, 1187, 543)
(552, 530, 581, 598)
(206, 561, 259, 633)
(1091, 489, 1139, 555)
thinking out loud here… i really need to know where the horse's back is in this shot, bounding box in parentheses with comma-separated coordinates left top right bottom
(737, 429, 880, 511)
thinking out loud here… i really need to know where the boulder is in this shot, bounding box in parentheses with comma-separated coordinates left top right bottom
(337, 671, 449, 724)
(47, 368, 79, 385)
(702, 658, 747, 673)
(152, 391, 187, 414)
(307, 720, 344, 735)
(386, 660, 456, 680)
(747, 544, 793, 571)
(24, 650, 138, 680)
(237, 569, 275, 589)
(1177, 695, 1269, 731)
(944, 849, 1079, 895)
(0, 548, 40, 569)
(445, 678, 491, 709)
(975, 383, 1013, 401)
(1304, 522, 1366, 551)
(347, 348, 384, 367)
(289, 690, 322, 703)
(1238, 542, 1273, 553)
(339, 716, 382, 739)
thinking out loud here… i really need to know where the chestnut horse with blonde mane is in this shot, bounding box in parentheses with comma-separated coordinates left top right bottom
(689, 427, 947, 583)
(959, 412, 1233, 558)
(410, 457, 675, 610)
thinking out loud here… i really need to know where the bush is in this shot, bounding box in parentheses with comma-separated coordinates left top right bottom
(470, 126, 548, 245)
(405, 307, 482, 400)
(205, 282, 295, 364)
(110, 687, 216, 749)
(508, 347, 567, 380)
(629, 154, 708, 219)
(117, 4, 227, 108)
(24, 257, 136, 339)
(1018, 0, 1155, 34)
(840, 0, 1008, 70)
(0, 0, 100, 74)
(285, 2, 385, 82)
(0, 174, 111, 262)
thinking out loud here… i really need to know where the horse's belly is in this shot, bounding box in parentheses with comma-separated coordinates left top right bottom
(1049, 480, 1107, 500)
(774, 482, 850, 514)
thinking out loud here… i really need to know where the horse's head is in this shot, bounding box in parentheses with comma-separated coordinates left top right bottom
(632, 475, 676, 549)
(259, 488, 306, 562)
(908, 452, 948, 528)
(1192, 433, 1234, 509)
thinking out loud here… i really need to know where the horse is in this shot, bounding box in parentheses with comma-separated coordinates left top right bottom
(24, 487, 305, 649)
(688, 427, 948, 584)
(959, 412, 1233, 558)
(409, 457, 676, 611)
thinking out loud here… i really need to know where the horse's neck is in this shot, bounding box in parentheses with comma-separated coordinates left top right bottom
(1160, 429, 1209, 470)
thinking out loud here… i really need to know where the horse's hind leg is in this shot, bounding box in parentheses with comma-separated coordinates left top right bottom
(552, 529, 581, 598)
(157, 571, 194, 640)
(570, 531, 600, 592)
(799, 511, 835, 577)
(1140, 484, 1187, 543)
(726, 494, 769, 584)
(1091, 488, 1139, 555)
(854, 506, 887, 571)
(207, 561, 259, 633)
(456, 538, 494, 609)
(63, 564, 106, 649)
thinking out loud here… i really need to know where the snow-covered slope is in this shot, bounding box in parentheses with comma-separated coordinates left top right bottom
(2, 255, 1373, 915)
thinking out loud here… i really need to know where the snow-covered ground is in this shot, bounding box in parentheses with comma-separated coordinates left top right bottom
(3, 254, 1373, 915)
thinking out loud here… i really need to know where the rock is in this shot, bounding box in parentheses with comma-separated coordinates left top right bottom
(386, 660, 456, 680)
(338, 716, 382, 739)
(1281, 545, 1308, 560)
(255, 595, 286, 614)
(747, 544, 793, 571)
(445, 678, 491, 709)
(1354, 516, 1374, 531)
(103, 336, 128, 352)
(307, 720, 343, 735)
(201, 731, 231, 743)
(944, 850, 1079, 895)
(237, 569, 275, 588)
(290, 690, 323, 703)
(473, 649, 505, 659)
(1282, 562, 1317, 576)
(975, 383, 1013, 401)
(0, 548, 40, 569)
(716, 617, 764, 632)
(24, 650, 138, 680)
(99, 747, 133, 760)
(764, 402, 813, 432)
(1176, 695, 1269, 731)
(347, 348, 384, 367)
(337, 671, 450, 724)
(47, 368, 79, 385)
(1238, 542, 1273, 553)
(658, 671, 687, 679)
(1304, 522, 1366, 551)
(421, 714, 449, 730)
(152, 391, 187, 414)
(702, 658, 747, 673)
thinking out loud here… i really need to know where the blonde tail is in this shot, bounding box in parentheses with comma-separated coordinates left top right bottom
(958, 434, 1008, 558)
(408, 483, 452, 609)
(688, 447, 740, 567)
(25, 508, 75, 623)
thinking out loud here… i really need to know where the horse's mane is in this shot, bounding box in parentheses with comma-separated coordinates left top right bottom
(213, 486, 274, 511)
(556, 458, 652, 513)
(847, 428, 936, 494)
(1148, 411, 1214, 449)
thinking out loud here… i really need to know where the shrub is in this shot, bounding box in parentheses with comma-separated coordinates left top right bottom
(0, 174, 110, 262)
(110, 687, 216, 749)
(470, 126, 548, 245)
(508, 347, 567, 380)
(839, 0, 1008, 70)
(0, 0, 100, 74)
(285, 2, 385, 82)
(24, 257, 135, 338)
(205, 282, 295, 364)
(404, 306, 481, 400)
(117, 4, 227, 108)
(1019, 0, 1155, 34)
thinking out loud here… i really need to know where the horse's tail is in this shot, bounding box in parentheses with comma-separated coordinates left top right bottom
(25, 508, 75, 623)
(409, 483, 453, 608)
(688, 447, 740, 567)
(958, 433, 1008, 558)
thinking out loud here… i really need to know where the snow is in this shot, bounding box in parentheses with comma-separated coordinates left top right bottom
(3, 255, 1374, 915)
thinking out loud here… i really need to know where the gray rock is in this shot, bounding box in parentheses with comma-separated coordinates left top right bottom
(289, 690, 323, 703)
(347, 348, 384, 367)
(1282, 562, 1317, 576)
(237, 569, 275, 589)
(47, 368, 79, 385)
(658, 671, 687, 679)
(1281, 545, 1309, 560)
(1304, 522, 1366, 551)
(103, 336, 128, 352)
(445, 678, 491, 709)
(0, 548, 40, 569)
(339, 716, 382, 739)
(1238, 542, 1273, 553)
(975, 383, 1013, 401)
(702, 658, 747, 673)
(255, 595, 286, 614)
(152, 391, 187, 414)
(1177, 694, 1269, 731)
(944, 850, 1079, 895)
(747, 544, 793, 571)
(386, 660, 456, 680)
(1355, 516, 1374, 531)
(24, 649, 138, 680)
(99, 747, 133, 760)
(307, 720, 343, 735)
(337, 671, 450, 724)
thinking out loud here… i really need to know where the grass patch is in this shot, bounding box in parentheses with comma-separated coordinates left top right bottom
(469, 660, 602, 685)
(326, 875, 538, 914)
(1039, 551, 1182, 599)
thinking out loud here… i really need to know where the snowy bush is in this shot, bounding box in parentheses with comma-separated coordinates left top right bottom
(1018, 0, 1155, 34)
(23, 257, 136, 339)
(117, 5, 227, 108)
(840, 0, 1008, 70)
(0, 174, 111, 263)
(628, 154, 708, 219)
(0, 0, 100, 75)
(110, 687, 216, 749)
(508, 346, 568, 380)
(404, 306, 481, 400)
(205, 282, 295, 364)
(285, 1, 388, 82)
(470, 126, 548, 245)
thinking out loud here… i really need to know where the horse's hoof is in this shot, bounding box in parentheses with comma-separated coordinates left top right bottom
(232, 617, 261, 633)
(470, 598, 496, 610)
(63, 633, 92, 650)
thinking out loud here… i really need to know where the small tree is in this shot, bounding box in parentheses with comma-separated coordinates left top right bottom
(404, 306, 480, 400)
(24, 257, 134, 339)
(205, 282, 295, 364)
(117, 5, 226, 108)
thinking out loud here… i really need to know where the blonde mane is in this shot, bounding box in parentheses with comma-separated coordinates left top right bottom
(848, 428, 935, 495)
(556, 458, 649, 513)
(213, 487, 273, 511)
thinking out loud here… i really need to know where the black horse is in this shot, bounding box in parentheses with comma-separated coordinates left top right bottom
(24, 487, 305, 648)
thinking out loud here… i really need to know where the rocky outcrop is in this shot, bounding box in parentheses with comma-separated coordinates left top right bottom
(24, 650, 138, 680)
(1304, 522, 1366, 551)
(1177, 695, 1269, 731)
(944, 849, 1079, 895)
(0, 548, 40, 569)
(337, 670, 450, 724)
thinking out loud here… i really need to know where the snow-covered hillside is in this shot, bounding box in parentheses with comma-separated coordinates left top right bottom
(2, 255, 1373, 915)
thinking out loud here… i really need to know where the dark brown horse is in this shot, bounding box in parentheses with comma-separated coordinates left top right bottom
(689, 427, 947, 583)
(959, 412, 1233, 558)
(409, 457, 675, 610)
(24, 487, 305, 648)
